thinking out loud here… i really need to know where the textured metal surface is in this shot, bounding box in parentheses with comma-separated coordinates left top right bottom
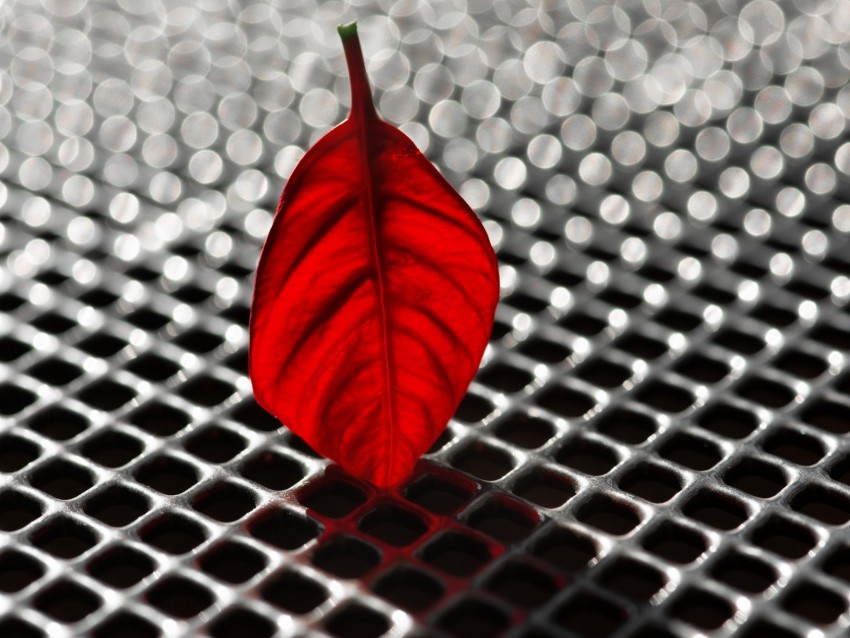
(1, 1, 850, 637)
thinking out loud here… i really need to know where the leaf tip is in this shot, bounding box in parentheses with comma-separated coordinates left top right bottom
(337, 22, 358, 40)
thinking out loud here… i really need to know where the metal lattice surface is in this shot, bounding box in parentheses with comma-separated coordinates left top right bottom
(1, 0, 850, 637)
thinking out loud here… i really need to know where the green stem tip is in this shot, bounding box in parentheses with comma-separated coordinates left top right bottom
(337, 22, 358, 40)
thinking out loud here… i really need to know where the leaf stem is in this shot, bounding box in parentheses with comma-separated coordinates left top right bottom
(338, 22, 377, 120)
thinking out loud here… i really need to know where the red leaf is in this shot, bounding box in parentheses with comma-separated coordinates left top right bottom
(250, 23, 499, 488)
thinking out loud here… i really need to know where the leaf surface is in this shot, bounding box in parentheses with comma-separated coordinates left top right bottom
(250, 23, 499, 488)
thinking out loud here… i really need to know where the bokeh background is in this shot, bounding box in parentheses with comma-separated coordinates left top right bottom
(1, 0, 850, 636)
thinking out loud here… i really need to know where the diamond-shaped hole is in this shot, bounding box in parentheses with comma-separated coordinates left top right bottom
(139, 513, 206, 555)
(241, 450, 305, 491)
(739, 620, 803, 638)
(478, 362, 534, 393)
(261, 569, 329, 614)
(178, 375, 235, 407)
(670, 587, 734, 630)
(125, 352, 181, 381)
(512, 467, 576, 509)
(519, 337, 572, 363)
(658, 431, 723, 471)
(575, 494, 641, 536)
(210, 607, 275, 638)
(173, 328, 223, 354)
(30, 515, 98, 559)
(575, 358, 632, 388)
(298, 476, 367, 518)
(750, 302, 796, 327)
(125, 308, 171, 330)
(693, 282, 735, 305)
(231, 399, 280, 432)
(673, 354, 729, 384)
(642, 520, 707, 564)
(736, 376, 795, 408)
(404, 472, 475, 516)
(0, 490, 42, 531)
(30, 460, 94, 499)
(484, 559, 558, 608)
(92, 613, 159, 638)
(465, 497, 538, 543)
(147, 576, 215, 619)
(551, 591, 626, 638)
(87, 545, 156, 589)
(723, 457, 788, 498)
(635, 381, 694, 413)
(76, 334, 127, 358)
(0, 336, 31, 362)
(28, 407, 88, 441)
(311, 535, 380, 579)
(712, 328, 764, 354)
(781, 580, 846, 625)
(618, 462, 682, 503)
(184, 425, 247, 464)
(33, 579, 101, 624)
(80, 430, 144, 468)
(28, 358, 83, 386)
(790, 483, 850, 525)
(371, 564, 443, 613)
(530, 526, 597, 573)
(77, 379, 135, 411)
(682, 488, 750, 530)
(32, 312, 75, 335)
(0, 549, 44, 593)
(711, 549, 778, 593)
(801, 399, 850, 434)
(192, 481, 256, 522)
(199, 541, 267, 584)
(0, 433, 40, 472)
(419, 531, 491, 577)
(248, 507, 321, 551)
(135, 455, 198, 495)
(84, 485, 150, 527)
(436, 596, 510, 638)
(560, 312, 607, 336)
(596, 556, 666, 602)
(0, 384, 36, 416)
(761, 426, 826, 465)
(655, 307, 702, 332)
(324, 602, 390, 638)
(492, 413, 555, 449)
(538, 385, 596, 418)
(774, 349, 828, 379)
(556, 437, 619, 476)
(451, 441, 515, 481)
(358, 504, 428, 547)
(454, 392, 494, 423)
(615, 333, 668, 360)
(130, 402, 190, 437)
(821, 544, 850, 584)
(697, 402, 759, 439)
(595, 408, 657, 444)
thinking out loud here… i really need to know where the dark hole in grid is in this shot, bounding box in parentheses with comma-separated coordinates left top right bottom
(324, 602, 390, 638)
(731, 259, 767, 278)
(615, 333, 668, 360)
(427, 427, 454, 454)
(618, 462, 682, 503)
(172, 242, 201, 257)
(697, 402, 759, 439)
(595, 407, 656, 444)
(232, 399, 280, 432)
(262, 568, 328, 614)
(762, 426, 826, 465)
(693, 282, 736, 305)
(506, 292, 549, 313)
(0, 433, 40, 472)
(635, 381, 694, 413)
(538, 384, 596, 418)
(575, 358, 632, 388)
(519, 336, 573, 364)
(485, 559, 558, 608)
(512, 467, 576, 508)
(147, 576, 215, 619)
(210, 608, 275, 638)
(750, 302, 796, 327)
(28, 358, 83, 386)
(0, 336, 31, 362)
(358, 504, 428, 547)
(311, 535, 380, 579)
(30, 459, 94, 499)
(33, 579, 101, 624)
(298, 478, 366, 518)
(736, 376, 795, 408)
(371, 564, 443, 612)
(31, 311, 76, 335)
(556, 436, 619, 476)
(284, 431, 322, 457)
(174, 328, 224, 354)
(87, 545, 156, 589)
(642, 520, 707, 564)
(786, 278, 829, 300)
(478, 361, 533, 393)
(451, 441, 514, 481)
(682, 488, 749, 530)
(125, 308, 171, 330)
(220, 260, 252, 278)
(0, 292, 26, 311)
(596, 556, 666, 602)
(130, 402, 190, 437)
(77, 379, 135, 411)
(30, 515, 98, 559)
(404, 472, 475, 516)
(670, 587, 734, 630)
(491, 319, 512, 340)
(781, 580, 846, 625)
(800, 399, 850, 434)
(125, 353, 181, 381)
(28, 407, 88, 441)
(830, 453, 850, 487)
(0, 490, 42, 531)
(185, 424, 247, 464)
(222, 303, 251, 326)
(454, 392, 494, 422)
(790, 483, 850, 525)
(419, 531, 490, 577)
(560, 312, 607, 336)
(127, 266, 159, 282)
(78, 287, 119, 307)
(655, 307, 702, 332)
(179, 375, 234, 406)
(80, 430, 144, 468)
(499, 250, 526, 266)
(811, 324, 850, 349)
(0, 549, 44, 592)
(739, 619, 802, 638)
(135, 455, 198, 495)
(836, 371, 850, 395)
(139, 513, 206, 555)
(575, 494, 641, 536)
(224, 349, 248, 374)
(76, 334, 127, 358)
(0, 618, 43, 638)
(241, 450, 306, 491)
(192, 481, 256, 522)
(435, 597, 510, 638)
(83, 485, 149, 528)
(466, 496, 538, 543)
(724, 457, 787, 498)
(712, 328, 765, 354)
(821, 544, 850, 584)
(711, 549, 777, 593)
(93, 612, 159, 638)
(599, 287, 642, 309)
(199, 541, 267, 584)
(173, 284, 213, 304)
(493, 413, 556, 449)
(673, 354, 730, 384)
(530, 526, 597, 572)
(627, 625, 678, 638)
(545, 267, 583, 287)
(551, 591, 626, 638)
(249, 507, 322, 551)
(752, 514, 817, 561)
(0, 383, 36, 415)
(774, 349, 828, 379)
(658, 431, 723, 471)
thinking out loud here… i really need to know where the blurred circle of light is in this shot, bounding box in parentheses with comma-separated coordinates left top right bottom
(527, 134, 562, 170)
(565, 217, 593, 245)
(775, 187, 805, 218)
(688, 191, 718, 224)
(633, 171, 663, 202)
(833, 205, 850, 233)
(494, 157, 527, 190)
(600, 194, 629, 226)
(719, 166, 750, 199)
(579, 152, 612, 186)
(805, 163, 836, 195)
(460, 178, 490, 211)
(511, 199, 541, 229)
(561, 114, 597, 151)
(546, 174, 576, 206)
(611, 131, 646, 167)
(744, 209, 772, 237)
(654, 212, 682, 241)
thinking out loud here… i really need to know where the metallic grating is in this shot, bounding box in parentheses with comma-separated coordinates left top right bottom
(1, 1, 850, 637)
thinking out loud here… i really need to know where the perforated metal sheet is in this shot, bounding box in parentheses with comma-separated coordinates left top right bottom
(1, 1, 850, 637)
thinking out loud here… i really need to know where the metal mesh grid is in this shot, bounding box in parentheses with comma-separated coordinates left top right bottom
(2, 0, 850, 636)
